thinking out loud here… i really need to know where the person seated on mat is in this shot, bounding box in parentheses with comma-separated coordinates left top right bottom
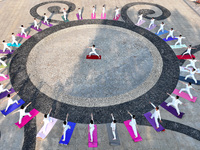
(62, 114, 71, 141)
(0, 92, 19, 112)
(20, 25, 27, 37)
(184, 68, 200, 84)
(137, 14, 143, 25)
(102, 5, 106, 17)
(127, 111, 138, 138)
(148, 17, 155, 29)
(87, 45, 101, 58)
(41, 108, 53, 134)
(89, 113, 95, 142)
(2, 40, 12, 52)
(110, 113, 117, 140)
(181, 45, 197, 58)
(149, 102, 162, 129)
(166, 93, 186, 116)
(114, 7, 120, 19)
(12, 102, 32, 124)
(166, 28, 175, 40)
(179, 81, 199, 99)
(157, 22, 165, 34)
(11, 33, 18, 46)
(0, 83, 10, 93)
(174, 35, 185, 46)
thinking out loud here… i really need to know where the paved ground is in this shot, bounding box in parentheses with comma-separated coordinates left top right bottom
(0, 0, 200, 150)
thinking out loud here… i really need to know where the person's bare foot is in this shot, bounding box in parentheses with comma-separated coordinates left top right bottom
(156, 127, 159, 129)
(113, 138, 116, 140)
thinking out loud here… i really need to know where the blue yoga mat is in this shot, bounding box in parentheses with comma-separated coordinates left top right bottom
(7, 43, 21, 47)
(163, 37, 177, 42)
(59, 122, 76, 145)
(155, 30, 168, 36)
(1, 99, 25, 116)
(179, 76, 200, 85)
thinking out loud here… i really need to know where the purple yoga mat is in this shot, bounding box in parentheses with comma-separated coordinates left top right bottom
(0, 50, 14, 54)
(41, 21, 53, 27)
(146, 24, 156, 31)
(30, 25, 42, 32)
(144, 112, 165, 132)
(0, 88, 15, 99)
(76, 13, 83, 20)
(160, 102, 184, 118)
(136, 20, 145, 26)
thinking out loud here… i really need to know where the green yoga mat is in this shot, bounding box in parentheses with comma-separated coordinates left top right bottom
(170, 44, 187, 49)
(61, 16, 69, 22)
(0, 63, 9, 68)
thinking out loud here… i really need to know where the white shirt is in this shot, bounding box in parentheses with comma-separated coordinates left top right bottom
(78, 9, 81, 15)
(176, 37, 185, 42)
(44, 15, 48, 21)
(110, 122, 116, 130)
(150, 19, 155, 24)
(0, 85, 4, 91)
(151, 103, 161, 120)
(102, 7, 105, 13)
(20, 27, 26, 32)
(115, 8, 120, 15)
(12, 35, 16, 40)
(92, 7, 95, 13)
(8, 98, 14, 104)
(186, 47, 192, 53)
(170, 95, 182, 107)
(63, 124, 70, 131)
(91, 47, 96, 52)
(43, 114, 50, 125)
(188, 59, 197, 66)
(34, 20, 38, 26)
(129, 118, 137, 127)
(18, 107, 27, 116)
(89, 123, 95, 131)
(2, 42, 7, 47)
(186, 84, 192, 91)
(63, 9, 66, 15)
(160, 24, 165, 29)
(139, 14, 143, 19)
(189, 70, 197, 76)
(169, 30, 174, 35)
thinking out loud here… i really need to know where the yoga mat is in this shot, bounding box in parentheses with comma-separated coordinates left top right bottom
(177, 55, 195, 59)
(1, 99, 25, 116)
(124, 120, 142, 142)
(91, 13, 96, 19)
(61, 15, 69, 22)
(146, 24, 156, 31)
(30, 25, 42, 32)
(7, 43, 21, 47)
(0, 63, 9, 69)
(180, 67, 200, 73)
(155, 30, 169, 36)
(15, 108, 39, 128)
(136, 20, 145, 26)
(86, 55, 101, 59)
(173, 89, 197, 102)
(59, 122, 76, 145)
(163, 37, 178, 42)
(160, 102, 184, 118)
(0, 75, 9, 82)
(144, 112, 165, 132)
(16, 33, 31, 39)
(101, 13, 106, 19)
(179, 75, 200, 85)
(0, 50, 14, 54)
(170, 44, 187, 49)
(36, 117, 58, 139)
(76, 13, 83, 20)
(0, 88, 15, 100)
(113, 14, 120, 21)
(41, 21, 53, 27)
(88, 124, 98, 147)
(106, 123, 120, 146)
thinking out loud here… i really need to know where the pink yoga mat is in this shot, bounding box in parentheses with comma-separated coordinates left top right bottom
(113, 14, 120, 21)
(101, 13, 106, 19)
(15, 109, 39, 128)
(91, 13, 96, 19)
(173, 89, 196, 103)
(0, 75, 9, 82)
(136, 20, 145, 26)
(16, 33, 31, 39)
(88, 124, 98, 147)
(36, 117, 57, 139)
(124, 120, 142, 142)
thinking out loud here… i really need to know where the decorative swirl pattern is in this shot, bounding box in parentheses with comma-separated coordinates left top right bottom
(121, 2, 171, 25)
(30, 1, 76, 23)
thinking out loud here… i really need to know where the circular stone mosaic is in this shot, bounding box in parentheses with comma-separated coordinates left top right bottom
(27, 24, 162, 107)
